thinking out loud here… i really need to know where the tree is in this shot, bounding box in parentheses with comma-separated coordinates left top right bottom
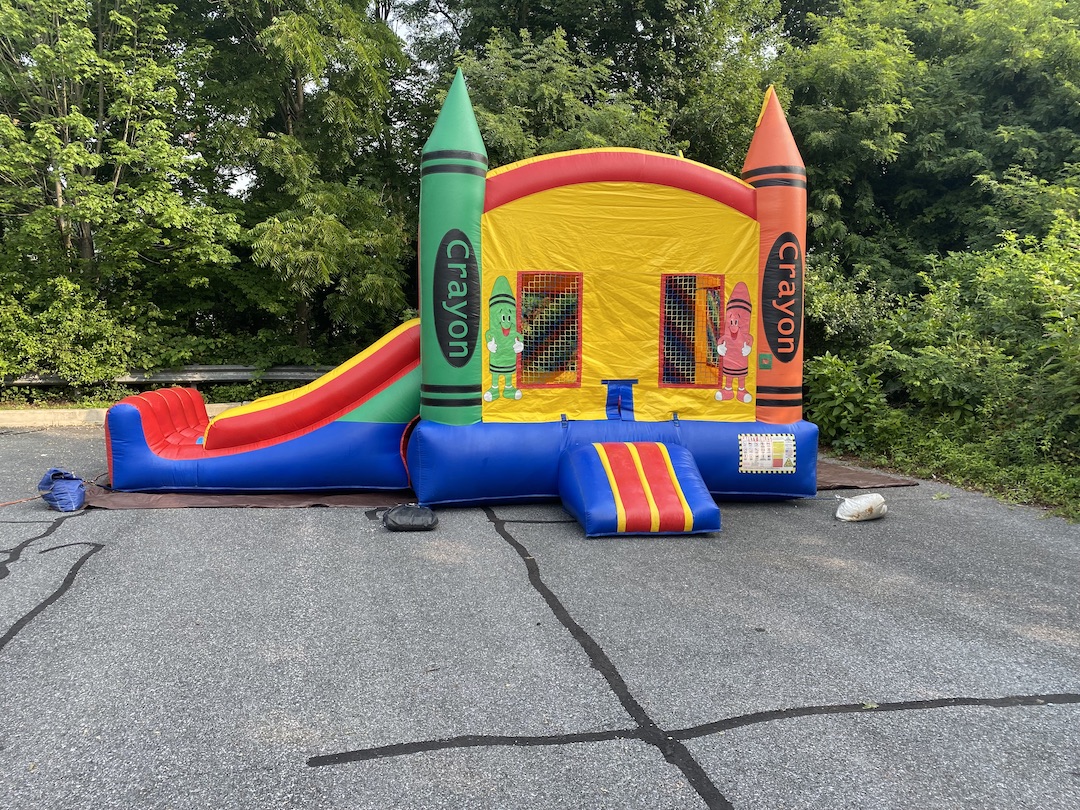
(175, 0, 413, 351)
(784, 0, 1080, 288)
(0, 0, 240, 377)
(402, 0, 780, 171)
(893, 0, 1080, 253)
(455, 29, 676, 168)
(783, 0, 924, 282)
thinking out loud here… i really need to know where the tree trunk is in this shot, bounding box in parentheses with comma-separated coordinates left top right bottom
(53, 178, 73, 257)
(76, 221, 96, 264)
(294, 298, 312, 348)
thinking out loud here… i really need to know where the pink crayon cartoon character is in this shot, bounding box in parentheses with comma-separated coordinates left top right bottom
(715, 281, 754, 403)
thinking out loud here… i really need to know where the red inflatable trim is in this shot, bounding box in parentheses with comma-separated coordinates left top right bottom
(107, 387, 210, 462)
(485, 150, 756, 218)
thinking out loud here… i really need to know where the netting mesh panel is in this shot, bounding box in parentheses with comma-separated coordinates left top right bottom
(519, 273, 581, 386)
(663, 275, 697, 384)
(662, 275, 724, 386)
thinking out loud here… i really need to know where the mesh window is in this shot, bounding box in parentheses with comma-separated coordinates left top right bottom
(519, 273, 581, 386)
(662, 274, 724, 386)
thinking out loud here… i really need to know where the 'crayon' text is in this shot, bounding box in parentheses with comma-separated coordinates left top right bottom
(762, 232, 803, 362)
(433, 229, 479, 367)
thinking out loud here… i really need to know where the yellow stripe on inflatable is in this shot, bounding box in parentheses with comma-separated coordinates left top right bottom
(657, 443, 695, 532)
(593, 443, 627, 533)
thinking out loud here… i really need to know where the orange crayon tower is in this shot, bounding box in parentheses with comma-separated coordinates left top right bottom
(742, 87, 807, 424)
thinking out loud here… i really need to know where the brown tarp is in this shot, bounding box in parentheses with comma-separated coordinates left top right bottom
(84, 484, 411, 510)
(816, 458, 917, 490)
(84, 457, 913, 510)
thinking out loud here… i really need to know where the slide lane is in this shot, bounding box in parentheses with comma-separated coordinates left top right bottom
(202, 320, 421, 452)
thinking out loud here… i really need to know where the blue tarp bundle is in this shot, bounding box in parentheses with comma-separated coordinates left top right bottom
(38, 468, 85, 512)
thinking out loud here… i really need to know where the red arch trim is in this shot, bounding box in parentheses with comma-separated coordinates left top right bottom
(484, 149, 757, 219)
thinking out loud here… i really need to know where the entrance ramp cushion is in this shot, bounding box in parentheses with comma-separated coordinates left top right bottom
(559, 442, 720, 537)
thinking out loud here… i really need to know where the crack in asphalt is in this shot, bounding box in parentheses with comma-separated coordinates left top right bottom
(7, 501, 1071, 807)
(480, 507, 732, 808)
(0, 512, 102, 655)
(312, 507, 732, 807)
(670, 692, 1080, 740)
(309, 510, 1080, 810)
(0, 513, 79, 580)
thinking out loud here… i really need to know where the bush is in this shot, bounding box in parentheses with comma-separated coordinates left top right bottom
(874, 218, 1079, 465)
(803, 255, 895, 357)
(200, 381, 300, 404)
(808, 213, 1080, 518)
(0, 277, 137, 384)
(805, 352, 898, 453)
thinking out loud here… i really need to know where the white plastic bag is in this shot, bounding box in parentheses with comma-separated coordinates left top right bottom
(835, 493, 887, 522)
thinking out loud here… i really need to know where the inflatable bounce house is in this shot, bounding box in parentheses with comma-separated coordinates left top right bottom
(105, 71, 817, 536)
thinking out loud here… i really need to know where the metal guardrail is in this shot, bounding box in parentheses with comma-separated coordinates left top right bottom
(6, 365, 328, 387)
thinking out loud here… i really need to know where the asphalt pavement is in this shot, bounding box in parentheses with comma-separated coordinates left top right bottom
(1, 425, 1078, 809)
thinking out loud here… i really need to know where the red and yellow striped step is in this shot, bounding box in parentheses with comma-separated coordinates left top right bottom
(558, 441, 721, 537)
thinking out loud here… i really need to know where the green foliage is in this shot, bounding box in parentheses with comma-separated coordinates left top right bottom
(785, 0, 1080, 286)
(248, 180, 409, 338)
(784, 0, 923, 279)
(879, 216, 1080, 454)
(803, 254, 896, 356)
(0, 384, 140, 409)
(176, 0, 412, 348)
(974, 165, 1080, 243)
(0, 0, 246, 382)
(457, 29, 677, 167)
(199, 380, 299, 404)
(792, 0, 1080, 514)
(0, 0, 241, 288)
(405, 0, 777, 171)
(805, 351, 895, 452)
(670, 0, 782, 170)
(0, 277, 136, 384)
(808, 209, 1080, 518)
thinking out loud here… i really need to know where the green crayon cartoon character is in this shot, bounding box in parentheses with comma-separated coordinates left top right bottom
(484, 276, 524, 401)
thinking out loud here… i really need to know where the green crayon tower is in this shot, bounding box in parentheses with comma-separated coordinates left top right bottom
(418, 69, 488, 426)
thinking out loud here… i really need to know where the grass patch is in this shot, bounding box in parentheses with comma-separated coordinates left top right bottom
(826, 425, 1080, 522)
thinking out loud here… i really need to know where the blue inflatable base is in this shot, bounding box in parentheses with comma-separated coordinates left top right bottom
(107, 403, 410, 492)
(407, 418, 817, 506)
